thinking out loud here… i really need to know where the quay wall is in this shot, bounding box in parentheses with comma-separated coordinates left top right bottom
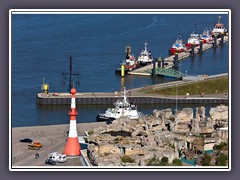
(36, 95, 228, 105)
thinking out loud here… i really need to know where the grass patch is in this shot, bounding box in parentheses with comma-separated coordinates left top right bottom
(143, 77, 228, 95)
(121, 155, 135, 163)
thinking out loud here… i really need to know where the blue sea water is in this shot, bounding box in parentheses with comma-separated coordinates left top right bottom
(11, 13, 229, 127)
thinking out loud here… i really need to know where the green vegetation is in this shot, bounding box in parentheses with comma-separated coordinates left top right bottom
(147, 156, 161, 166)
(147, 156, 169, 166)
(160, 157, 169, 166)
(147, 157, 183, 166)
(213, 142, 228, 151)
(141, 77, 228, 95)
(172, 158, 182, 166)
(121, 155, 135, 163)
(202, 154, 212, 166)
(216, 153, 228, 166)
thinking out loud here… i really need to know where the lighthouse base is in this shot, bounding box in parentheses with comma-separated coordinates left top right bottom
(64, 137, 81, 156)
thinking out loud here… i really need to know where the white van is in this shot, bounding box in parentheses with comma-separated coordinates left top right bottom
(48, 152, 67, 163)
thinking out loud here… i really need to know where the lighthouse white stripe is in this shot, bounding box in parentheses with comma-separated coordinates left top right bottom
(71, 97, 76, 109)
(68, 120, 78, 137)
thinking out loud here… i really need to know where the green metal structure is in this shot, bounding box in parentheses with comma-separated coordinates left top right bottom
(147, 68, 184, 79)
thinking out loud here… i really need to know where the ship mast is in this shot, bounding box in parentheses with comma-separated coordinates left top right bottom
(123, 87, 127, 104)
(144, 42, 148, 51)
(126, 46, 131, 59)
(218, 16, 222, 24)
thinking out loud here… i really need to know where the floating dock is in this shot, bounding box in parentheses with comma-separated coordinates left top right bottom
(128, 35, 228, 77)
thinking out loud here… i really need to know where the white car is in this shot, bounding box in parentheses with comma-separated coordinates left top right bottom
(48, 152, 67, 163)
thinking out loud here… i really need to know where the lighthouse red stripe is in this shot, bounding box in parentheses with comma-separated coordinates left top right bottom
(70, 116, 76, 120)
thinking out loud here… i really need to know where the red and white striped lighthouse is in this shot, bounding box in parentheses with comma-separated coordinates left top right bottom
(63, 87, 81, 156)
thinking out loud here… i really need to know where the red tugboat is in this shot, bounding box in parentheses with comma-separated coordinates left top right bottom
(211, 16, 228, 37)
(169, 35, 186, 55)
(115, 45, 139, 73)
(185, 31, 200, 49)
(200, 27, 213, 43)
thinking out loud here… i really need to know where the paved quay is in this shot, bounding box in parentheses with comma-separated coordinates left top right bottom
(36, 73, 228, 105)
(37, 73, 228, 98)
(11, 122, 106, 168)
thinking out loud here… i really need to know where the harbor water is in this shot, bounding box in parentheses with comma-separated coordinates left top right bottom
(11, 13, 229, 127)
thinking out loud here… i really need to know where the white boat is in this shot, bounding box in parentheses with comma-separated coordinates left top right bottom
(185, 31, 200, 48)
(137, 42, 153, 65)
(200, 28, 213, 43)
(96, 87, 140, 122)
(211, 16, 228, 37)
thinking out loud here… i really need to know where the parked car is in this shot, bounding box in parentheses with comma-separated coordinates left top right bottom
(33, 142, 42, 148)
(19, 138, 32, 143)
(28, 144, 40, 150)
(45, 158, 56, 165)
(48, 152, 67, 163)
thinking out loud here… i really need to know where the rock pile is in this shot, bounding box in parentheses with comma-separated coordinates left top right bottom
(87, 105, 228, 166)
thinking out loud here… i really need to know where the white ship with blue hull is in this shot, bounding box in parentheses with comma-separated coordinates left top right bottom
(96, 87, 140, 123)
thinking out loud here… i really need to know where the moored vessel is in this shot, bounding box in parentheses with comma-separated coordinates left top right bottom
(137, 42, 153, 65)
(211, 16, 228, 37)
(96, 87, 140, 123)
(169, 35, 186, 55)
(200, 27, 213, 43)
(115, 46, 139, 74)
(185, 31, 200, 49)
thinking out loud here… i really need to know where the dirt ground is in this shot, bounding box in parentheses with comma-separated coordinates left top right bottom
(11, 122, 106, 168)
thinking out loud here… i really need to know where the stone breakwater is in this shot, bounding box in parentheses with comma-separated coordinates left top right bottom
(86, 105, 228, 166)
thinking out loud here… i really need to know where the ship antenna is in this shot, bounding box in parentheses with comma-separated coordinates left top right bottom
(195, 23, 198, 33)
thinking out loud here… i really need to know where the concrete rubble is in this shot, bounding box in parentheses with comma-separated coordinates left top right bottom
(87, 105, 228, 166)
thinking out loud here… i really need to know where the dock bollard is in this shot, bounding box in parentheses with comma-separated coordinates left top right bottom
(220, 34, 224, 45)
(162, 57, 165, 68)
(190, 44, 195, 57)
(213, 35, 218, 48)
(121, 64, 125, 77)
(198, 40, 203, 54)
(152, 60, 156, 76)
(174, 52, 179, 68)
(157, 57, 161, 68)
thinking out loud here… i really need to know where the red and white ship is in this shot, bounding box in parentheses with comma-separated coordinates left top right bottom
(115, 45, 139, 73)
(169, 36, 186, 55)
(200, 28, 213, 43)
(123, 46, 139, 71)
(211, 16, 228, 37)
(185, 31, 200, 49)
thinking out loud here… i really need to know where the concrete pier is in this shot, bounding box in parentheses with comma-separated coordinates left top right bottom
(36, 73, 228, 105)
(37, 93, 228, 105)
